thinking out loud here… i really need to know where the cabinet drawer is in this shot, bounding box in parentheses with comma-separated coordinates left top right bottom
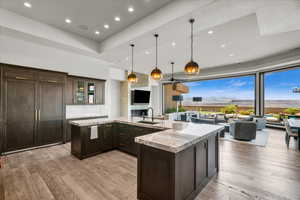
(4, 67, 36, 80)
(38, 71, 66, 83)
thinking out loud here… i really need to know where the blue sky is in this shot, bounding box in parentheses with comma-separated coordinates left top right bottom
(184, 68, 300, 100)
(265, 68, 300, 100)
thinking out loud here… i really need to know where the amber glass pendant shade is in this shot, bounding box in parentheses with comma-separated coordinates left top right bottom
(127, 44, 138, 83)
(150, 34, 163, 80)
(151, 67, 162, 80)
(127, 72, 138, 83)
(184, 18, 200, 75)
(184, 60, 199, 75)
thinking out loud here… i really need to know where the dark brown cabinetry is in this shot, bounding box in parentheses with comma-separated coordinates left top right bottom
(66, 76, 105, 105)
(137, 133, 219, 200)
(100, 123, 115, 151)
(4, 78, 37, 151)
(37, 81, 64, 145)
(2, 65, 66, 152)
(70, 122, 163, 159)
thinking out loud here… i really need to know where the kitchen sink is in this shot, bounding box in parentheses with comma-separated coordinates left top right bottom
(137, 120, 159, 125)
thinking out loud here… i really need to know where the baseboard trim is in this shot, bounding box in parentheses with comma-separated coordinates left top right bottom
(2, 142, 63, 155)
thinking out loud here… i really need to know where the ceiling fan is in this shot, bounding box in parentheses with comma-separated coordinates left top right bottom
(162, 62, 188, 84)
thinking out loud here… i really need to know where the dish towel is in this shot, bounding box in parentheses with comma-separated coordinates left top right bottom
(90, 126, 98, 139)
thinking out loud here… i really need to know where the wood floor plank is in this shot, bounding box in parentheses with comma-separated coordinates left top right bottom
(1, 128, 299, 200)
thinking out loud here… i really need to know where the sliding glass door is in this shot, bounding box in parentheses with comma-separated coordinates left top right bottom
(264, 68, 300, 125)
(164, 75, 255, 115)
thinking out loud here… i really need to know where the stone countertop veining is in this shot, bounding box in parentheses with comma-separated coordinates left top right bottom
(69, 117, 224, 153)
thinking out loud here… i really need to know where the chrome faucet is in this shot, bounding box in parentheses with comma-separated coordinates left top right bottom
(147, 107, 154, 122)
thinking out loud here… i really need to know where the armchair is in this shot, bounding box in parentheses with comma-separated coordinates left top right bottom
(230, 121, 257, 141)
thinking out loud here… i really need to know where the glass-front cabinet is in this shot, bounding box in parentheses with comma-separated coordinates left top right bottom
(68, 77, 105, 105)
(87, 82, 96, 104)
(75, 80, 85, 104)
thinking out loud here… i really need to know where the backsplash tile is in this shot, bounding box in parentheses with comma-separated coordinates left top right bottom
(66, 105, 108, 119)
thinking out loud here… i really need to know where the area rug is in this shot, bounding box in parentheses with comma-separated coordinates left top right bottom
(221, 130, 270, 147)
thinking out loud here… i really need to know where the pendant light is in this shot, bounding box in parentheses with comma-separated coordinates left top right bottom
(170, 62, 175, 82)
(151, 34, 163, 80)
(127, 44, 138, 83)
(184, 18, 199, 75)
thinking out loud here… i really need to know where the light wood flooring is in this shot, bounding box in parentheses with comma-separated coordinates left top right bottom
(1, 128, 300, 200)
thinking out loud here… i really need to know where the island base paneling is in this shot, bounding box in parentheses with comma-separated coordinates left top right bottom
(137, 133, 219, 200)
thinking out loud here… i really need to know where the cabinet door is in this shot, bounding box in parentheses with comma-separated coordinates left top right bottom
(117, 124, 131, 153)
(84, 126, 102, 156)
(86, 81, 96, 104)
(101, 124, 114, 151)
(74, 79, 86, 104)
(37, 82, 64, 145)
(66, 78, 74, 104)
(195, 141, 207, 187)
(4, 78, 37, 151)
(207, 135, 217, 177)
(95, 81, 105, 104)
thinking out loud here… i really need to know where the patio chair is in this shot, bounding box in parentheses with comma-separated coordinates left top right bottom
(191, 117, 217, 124)
(230, 121, 257, 141)
(284, 120, 298, 148)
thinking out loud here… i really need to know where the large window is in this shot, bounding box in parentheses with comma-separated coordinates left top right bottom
(264, 68, 300, 120)
(164, 75, 255, 114)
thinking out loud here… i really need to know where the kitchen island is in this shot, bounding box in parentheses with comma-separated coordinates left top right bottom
(69, 118, 224, 200)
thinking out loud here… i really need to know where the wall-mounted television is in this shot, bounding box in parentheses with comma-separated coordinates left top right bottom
(132, 90, 150, 104)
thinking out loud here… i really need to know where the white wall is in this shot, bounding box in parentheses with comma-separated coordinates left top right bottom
(105, 79, 121, 118)
(0, 33, 125, 80)
(0, 29, 124, 119)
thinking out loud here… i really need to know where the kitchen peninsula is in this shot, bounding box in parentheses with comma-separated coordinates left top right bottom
(70, 118, 223, 200)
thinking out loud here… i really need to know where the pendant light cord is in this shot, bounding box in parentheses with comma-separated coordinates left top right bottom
(130, 44, 134, 72)
(190, 19, 194, 61)
(155, 34, 158, 69)
(171, 62, 174, 79)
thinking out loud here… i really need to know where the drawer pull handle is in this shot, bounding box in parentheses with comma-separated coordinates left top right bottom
(48, 80, 57, 83)
(16, 76, 28, 80)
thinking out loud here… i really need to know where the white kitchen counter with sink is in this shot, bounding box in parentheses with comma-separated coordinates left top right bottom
(70, 117, 224, 153)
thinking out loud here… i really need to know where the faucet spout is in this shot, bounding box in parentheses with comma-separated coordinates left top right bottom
(147, 107, 154, 122)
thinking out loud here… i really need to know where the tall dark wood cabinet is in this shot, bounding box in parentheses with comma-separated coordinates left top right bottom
(3, 67, 37, 152)
(2, 65, 66, 153)
(37, 72, 65, 145)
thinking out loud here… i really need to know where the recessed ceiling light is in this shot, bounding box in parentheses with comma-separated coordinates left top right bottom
(125, 57, 129, 61)
(208, 30, 214, 34)
(145, 51, 150, 55)
(65, 18, 72, 24)
(171, 42, 176, 47)
(221, 44, 226, 48)
(114, 16, 121, 22)
(128, 6, 134, 12)
(95, 30, 100, 35)
(229, 53, 235, 57)
(24, 2, 32, 8)
(104, 24, 109, 29)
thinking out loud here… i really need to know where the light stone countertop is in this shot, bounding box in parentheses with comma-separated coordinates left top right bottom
(69, 117, 224, 153)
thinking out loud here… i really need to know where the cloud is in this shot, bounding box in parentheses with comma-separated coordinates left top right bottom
(279, 82, 297, 87)
(228, 80, 247, 87)
(186, 82, 202, 87)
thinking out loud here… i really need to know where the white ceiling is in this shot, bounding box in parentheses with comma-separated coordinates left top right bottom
(0, 0, 174, 42)
(100, 14, 300, 74)
(1, 0, 300, 75)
